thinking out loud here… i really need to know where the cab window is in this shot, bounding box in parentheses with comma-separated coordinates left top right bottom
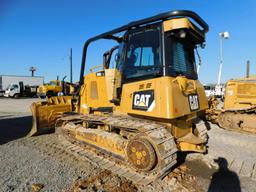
(49, 81, 57, 86)
(165, 31, 198, 80)
(10, 84, 18, 90)
(122, 25, 162, 82)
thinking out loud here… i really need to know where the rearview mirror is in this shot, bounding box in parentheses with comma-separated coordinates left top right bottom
(200, 42, 206, 49)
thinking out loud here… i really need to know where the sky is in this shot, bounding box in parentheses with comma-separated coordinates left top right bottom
(1, 0, 256, 83)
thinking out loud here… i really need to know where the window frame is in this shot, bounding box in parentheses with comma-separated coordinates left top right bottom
(164, 29, 198, 80)
(121, 22, 164, 83)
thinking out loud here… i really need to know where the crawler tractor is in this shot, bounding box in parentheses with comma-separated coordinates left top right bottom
(207, 76, 256, 134)
(30, 10, 209, 184)
(37, 77, 78, 99)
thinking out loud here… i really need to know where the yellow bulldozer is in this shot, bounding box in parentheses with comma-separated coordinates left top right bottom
(30, 10, 209, 184)
(207, 75, 256, 134)
(37, 80, 62, 98)
(37, 76, 78, 98)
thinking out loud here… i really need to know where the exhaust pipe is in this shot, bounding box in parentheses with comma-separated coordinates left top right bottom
(246, 60, 250, 78)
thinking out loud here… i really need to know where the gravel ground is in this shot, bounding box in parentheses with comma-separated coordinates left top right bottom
(187, 123, 256, 192)
(0, 114, 198, 192)
(0, 97, 41, 116)
(0, 134, 98, 192)
(0, 98, 256, 191)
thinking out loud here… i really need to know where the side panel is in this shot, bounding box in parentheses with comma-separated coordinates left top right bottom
(224, 79, 256, 109)
(80, 70, 115, 114)
(119, 76, 208, 119)
(105, 69, 122, 101)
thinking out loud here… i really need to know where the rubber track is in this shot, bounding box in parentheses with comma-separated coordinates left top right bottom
(58, 114, 178, 185)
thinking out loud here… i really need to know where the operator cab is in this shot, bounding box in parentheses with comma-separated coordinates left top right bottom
(116, 19, 205, 84)
(79, 10, 208, 116)
(106, 18, 206, 108)
(48, 80, 60, 86)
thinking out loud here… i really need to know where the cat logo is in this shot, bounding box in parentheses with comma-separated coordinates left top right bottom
(132, 90, 155, 111)
(188, 94, 200, 111)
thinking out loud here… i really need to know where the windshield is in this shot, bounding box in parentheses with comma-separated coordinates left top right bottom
(122, 25, 162, 82)
(165, 31, 198, 79)
(204, 86, 211, 90)
(49, 81, 57, 86)
(8, 84, 18, 90)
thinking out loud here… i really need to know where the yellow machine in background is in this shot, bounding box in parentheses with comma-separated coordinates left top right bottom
(37, 77, 77, 98)
(30, 10, 209, 183)
(37, 80, 62, 98)
(207, 76, 256, 134)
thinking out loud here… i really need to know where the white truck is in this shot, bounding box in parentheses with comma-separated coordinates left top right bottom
(203, 84, 225, 99)
(214, 84, 225, 99)
(203, 84, 215, 98)
(0, 75, 44, 98)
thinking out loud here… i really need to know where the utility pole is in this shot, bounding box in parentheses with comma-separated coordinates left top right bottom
(70, 48, 73, 83)
(29, 67, 36, 77)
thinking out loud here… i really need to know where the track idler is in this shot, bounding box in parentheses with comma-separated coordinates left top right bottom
(126, 138, 157, 171)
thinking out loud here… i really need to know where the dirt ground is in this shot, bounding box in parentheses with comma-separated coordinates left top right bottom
(0, 97, 255, 192)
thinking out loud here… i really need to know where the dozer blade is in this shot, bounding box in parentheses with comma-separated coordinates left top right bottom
(29, 96, 73, 136)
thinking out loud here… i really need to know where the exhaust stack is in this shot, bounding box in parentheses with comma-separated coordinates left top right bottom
(246, 60, 250, 78)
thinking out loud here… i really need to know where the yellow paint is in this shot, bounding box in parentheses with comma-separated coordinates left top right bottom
(38, 80, 76, 96)
(79, 72, 207, 121)
(178, 142, 206, 153)
(38, 80, 62, 96)
(31, 15, 208, 155)
(119, 76, 207, 120)
(163, 18, 204, 38)
(75, 129, 126, 157)
(224, 77, 256, 109)
(29, 96, 73, 136)
(79, 69, 117, 114)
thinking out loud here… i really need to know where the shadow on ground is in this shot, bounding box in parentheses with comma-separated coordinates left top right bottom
(0, 116, 32, 144)
(208, 157, 241, 192)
